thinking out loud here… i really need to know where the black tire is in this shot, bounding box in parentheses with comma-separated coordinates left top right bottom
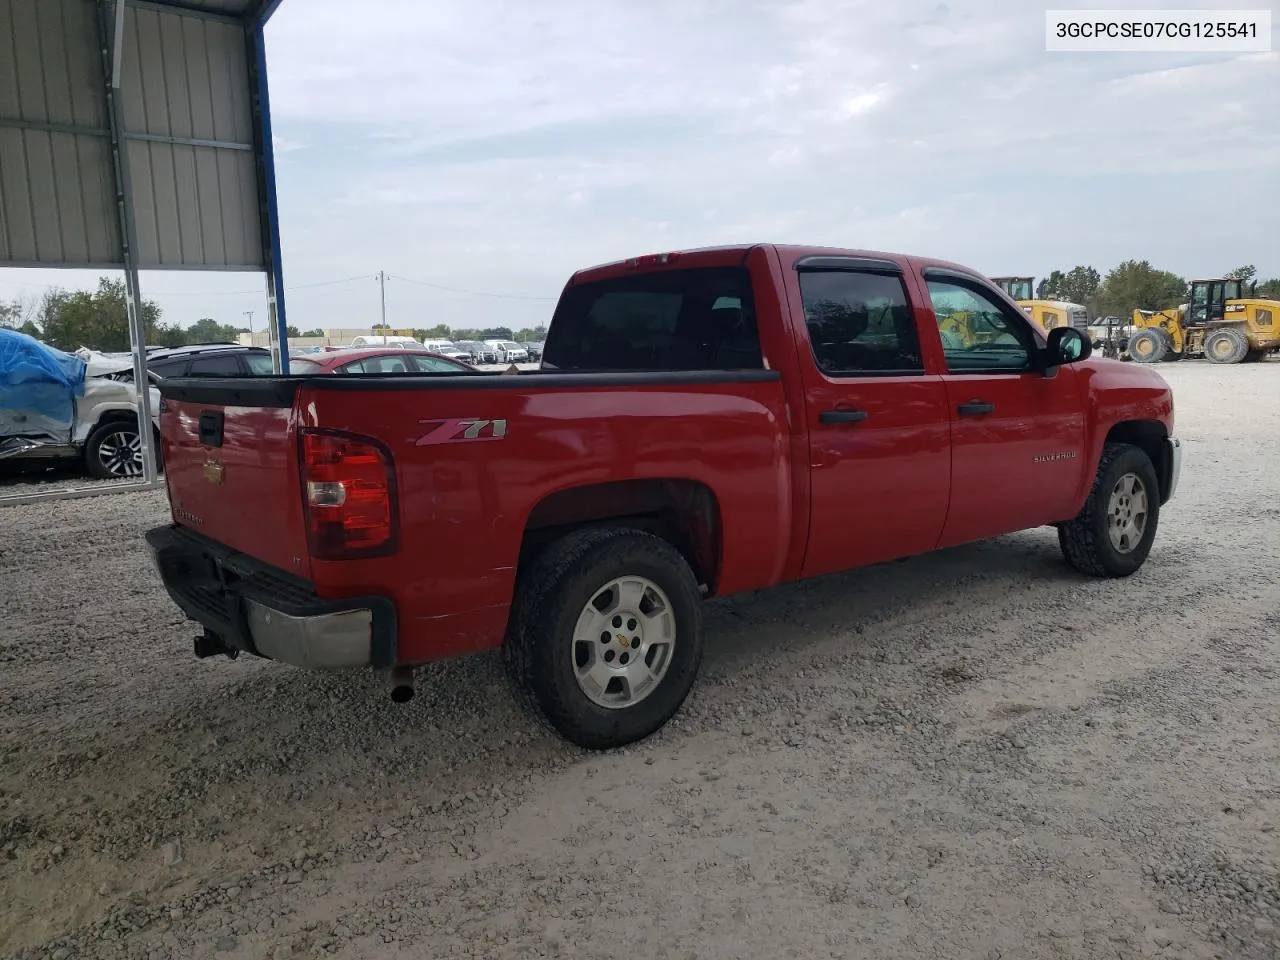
(1204, 327, 1249, 364)
(1127, 329, 1167, 363)
(84, 419, 159, 480)
(504, 526, 704, 750)
(1058, 443, 1160, 578)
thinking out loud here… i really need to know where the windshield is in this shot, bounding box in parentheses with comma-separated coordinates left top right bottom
(288, 358, 323, 374)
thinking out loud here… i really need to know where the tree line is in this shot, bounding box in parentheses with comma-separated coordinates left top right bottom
(1036, 262, 1280, 318)
(387, 324, 548, 343)
(0, 278, 550, 352)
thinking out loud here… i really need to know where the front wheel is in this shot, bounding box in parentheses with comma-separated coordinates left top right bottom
(1058, 443, 1160, 577)
(1127, 329, 1168, 363)
(505, 527, 704, 749)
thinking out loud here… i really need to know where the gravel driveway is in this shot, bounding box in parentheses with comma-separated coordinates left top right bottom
(1, 361, 1277, 960)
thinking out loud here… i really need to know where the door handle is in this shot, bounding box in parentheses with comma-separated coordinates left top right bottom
(198, 410, 224, 447)
(957, 401, 995, 416)
(819, 409, 869, 424)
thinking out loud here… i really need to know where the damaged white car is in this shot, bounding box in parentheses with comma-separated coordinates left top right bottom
(0, 331, 161, 480)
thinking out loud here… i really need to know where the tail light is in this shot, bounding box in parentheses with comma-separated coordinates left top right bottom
(300, 428, 399, 559)
(624, 252, 681, 268)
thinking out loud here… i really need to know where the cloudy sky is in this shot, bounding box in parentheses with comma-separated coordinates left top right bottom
(2, 0, 1278, 334)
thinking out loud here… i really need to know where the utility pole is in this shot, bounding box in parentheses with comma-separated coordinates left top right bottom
(378, 270, 387, 331)
(243, 310, 255, 345)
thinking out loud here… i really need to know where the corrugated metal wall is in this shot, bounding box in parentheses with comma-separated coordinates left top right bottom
(0, 0, 123, 266)
(121, 3, 262, 269)
(0, 0, 266, 271)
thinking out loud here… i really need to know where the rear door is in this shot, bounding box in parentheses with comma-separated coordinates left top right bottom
(915, 268, 1087, 547)
(785, 256, 952, 578)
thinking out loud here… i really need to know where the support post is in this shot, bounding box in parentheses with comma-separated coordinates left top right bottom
(99, 0, 157, 485)
(249, 22, 288, 372)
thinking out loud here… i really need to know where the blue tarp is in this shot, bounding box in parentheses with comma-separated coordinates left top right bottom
(0, 328, 87, 428)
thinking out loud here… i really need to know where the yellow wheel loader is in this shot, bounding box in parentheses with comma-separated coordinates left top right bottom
(1127, 278, 1280, 365)
(990, 276, 1091, 334)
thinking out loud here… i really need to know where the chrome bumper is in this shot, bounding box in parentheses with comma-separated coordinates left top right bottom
(243, 599, 373, 669)
(1165, 436, 1182, 502)
(146, 524, 397, 670)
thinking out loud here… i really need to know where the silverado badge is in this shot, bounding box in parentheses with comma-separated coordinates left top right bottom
(202, 458, 225, 485)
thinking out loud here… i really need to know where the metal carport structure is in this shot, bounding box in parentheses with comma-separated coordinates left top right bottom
(0, 0, 288, 504)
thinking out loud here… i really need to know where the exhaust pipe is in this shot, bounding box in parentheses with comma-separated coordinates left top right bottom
(389, 665, 415, 703)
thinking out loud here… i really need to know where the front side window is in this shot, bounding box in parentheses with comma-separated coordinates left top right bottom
(542, 266, 763, 371)
(345, 355, 412, 374)
(926, 279, 1036, 372)
(798, 270, 923, 376)
(148, 358, 189, 377)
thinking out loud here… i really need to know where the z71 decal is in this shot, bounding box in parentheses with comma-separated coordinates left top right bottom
(415, 418, 508, 446)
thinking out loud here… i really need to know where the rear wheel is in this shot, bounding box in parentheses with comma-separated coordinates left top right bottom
(505, 527, 704, 749)
(1127, 329, 1168, 363)
(1058, 443, 1160, 578)
(1204, 327, 1249, 364)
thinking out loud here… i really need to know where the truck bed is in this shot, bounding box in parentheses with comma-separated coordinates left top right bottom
(156, 368, 795, 661)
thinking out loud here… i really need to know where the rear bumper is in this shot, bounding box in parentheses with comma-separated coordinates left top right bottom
(145, 525, 396, 669)
(1164, 436, 1182, 503)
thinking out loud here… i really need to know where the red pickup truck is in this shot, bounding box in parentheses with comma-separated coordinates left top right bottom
(147, 244, 1181, 749)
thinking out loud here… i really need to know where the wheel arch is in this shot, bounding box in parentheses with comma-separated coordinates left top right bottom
(1105, 420, 1173, 503)
(518, 478, 722, 595)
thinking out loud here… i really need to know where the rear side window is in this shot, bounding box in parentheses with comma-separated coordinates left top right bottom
(414, 356, 468, 373)
(798, 270, 924, 375)
(245, 353, 275, 374)
(542, 266, 763, 371)
(187, 354, 243, 376)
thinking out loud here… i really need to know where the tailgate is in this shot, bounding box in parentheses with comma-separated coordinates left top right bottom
(158, 379, 311, 580)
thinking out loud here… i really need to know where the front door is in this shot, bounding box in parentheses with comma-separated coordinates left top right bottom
(792, 262, 952, 579)
(918, 271, 1087, 548)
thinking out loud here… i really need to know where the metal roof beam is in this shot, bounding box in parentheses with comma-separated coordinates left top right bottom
(126, 0, 243, 27)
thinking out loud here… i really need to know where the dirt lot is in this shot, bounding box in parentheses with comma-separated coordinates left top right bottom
(1, 361, 1277, 960)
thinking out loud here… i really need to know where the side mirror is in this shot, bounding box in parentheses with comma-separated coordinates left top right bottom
(1044, 326, 1092, 367)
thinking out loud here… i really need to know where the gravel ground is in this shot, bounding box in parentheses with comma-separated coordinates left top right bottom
(1, 360, 1277, 960)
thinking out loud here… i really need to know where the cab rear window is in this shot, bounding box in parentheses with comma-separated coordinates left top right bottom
(542, 267, 763, 372)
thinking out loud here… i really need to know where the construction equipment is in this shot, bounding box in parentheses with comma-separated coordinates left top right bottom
(990, 276, 1091, 334)
(1127, 278, 1280, 364)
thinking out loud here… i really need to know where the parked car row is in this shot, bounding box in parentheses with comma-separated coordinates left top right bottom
(425, 338, 542, 364)
(1, 339, 496, 484)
